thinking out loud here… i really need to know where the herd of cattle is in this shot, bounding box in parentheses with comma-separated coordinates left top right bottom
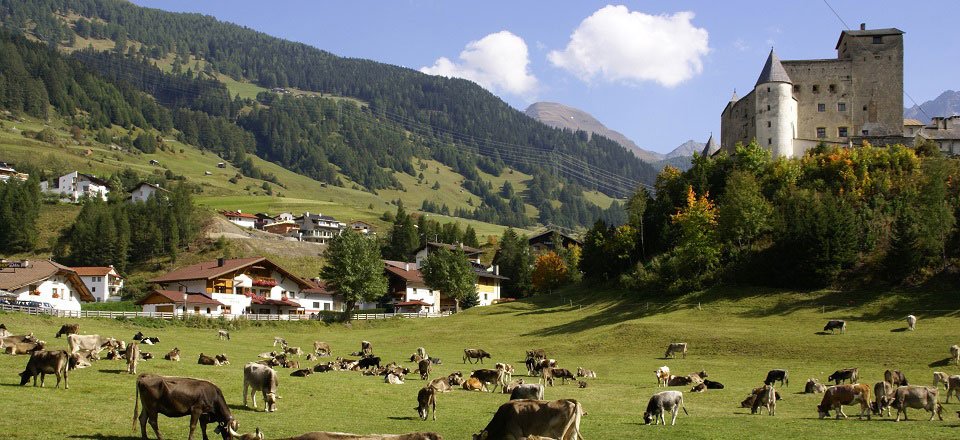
(1, 315, 960, 439)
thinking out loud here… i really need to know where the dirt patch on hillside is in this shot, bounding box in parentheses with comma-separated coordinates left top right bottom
(207, 216, 326, 258)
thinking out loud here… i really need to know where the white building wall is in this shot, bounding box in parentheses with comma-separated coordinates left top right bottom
(80, 272, 124, 302)
(142, 302, 223, 317)
(298, 293, 338, 313)
(227, 217, 256, 229)
(405, 286, 440, 313)
(755, 82, 798, 158)
(12, 276, 83, 312)
(130, 186, 156, 203)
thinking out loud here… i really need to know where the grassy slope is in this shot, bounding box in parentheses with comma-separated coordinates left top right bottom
(0, 286, 957, 439)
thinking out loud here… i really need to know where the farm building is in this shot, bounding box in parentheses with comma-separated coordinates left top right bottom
(527, 230, 583, 254)
(128, 182, 168, 203)
(412, 242, 505, 309)
(220, 210, 258, 229)
(136, 290, 226, 316)
(0, 260, 94, 311)
(40, 171, 110, 202)
(72, 265, 124, 302)
(384, 260, 440, 314)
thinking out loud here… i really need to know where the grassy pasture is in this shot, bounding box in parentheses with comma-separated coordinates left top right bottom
(0, 287, 958, 439)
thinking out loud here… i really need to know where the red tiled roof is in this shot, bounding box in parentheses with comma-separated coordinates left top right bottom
(221, 210, 258, 219)
(303, 280, 331, 295)
(419, 242, 483, 255)
(149, 258, 313, 290)
(135, 290, 223, 306)
(72, 266, 118, 277)
(0, 260, 95, 302)
(384, 261, 427, 288)
(396, 300, 430, 307)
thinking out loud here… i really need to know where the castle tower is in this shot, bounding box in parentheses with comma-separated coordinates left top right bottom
(754, 49, 797, 158)
(701, 133, 719, 157)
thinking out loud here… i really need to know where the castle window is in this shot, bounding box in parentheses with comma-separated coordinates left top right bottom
(767, 105, 771, 111)
(862, 130, 869, 136)
(828, 84, 836, 93)
(838, 102, 847, 112)
(817, 103, 826, 112)
(768, 138, 772, 145)
(793, 85, 800, 92)
(767, 87, 770, 92)
(812, 85, 819, 93)
(838, 127, 849, 137)
(816, 127, 826, 138)
(767, 121, 771, 128)
(872, 36, 882, 44)
(863, 105, 868, 111)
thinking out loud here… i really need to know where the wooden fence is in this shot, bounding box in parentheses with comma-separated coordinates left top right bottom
(0, 303, 453, 321)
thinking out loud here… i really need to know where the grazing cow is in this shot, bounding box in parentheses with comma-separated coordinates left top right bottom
(463, 348, 491, 364)
(55, 323, 79, 338)
(933, 372, 950, 389)
(217, 330, 230, 341)
(361, 341, 373, 355)
(19, 350, 73, 389)
(664, 343, 687, 359)
(291, 369, 312, 377)
(215, 354, 230, 365)
(871, 381, 895, 417)
(764, 369, 788, 387)
(271, 433, 442, 440)
(827, 368, 859, 385)
(386, 372, 405, 385)
(643, 391, 688, 426)
(549, 368, 576, 386)
(133, 374, 239, 440)
(314, 341, 331, 356)
(655, 366, 671, 387)
(823, 320, 846, 334)
(473, 399, 583, 440)
(463, 377, 486, 392)
(244, 363, 279, 412)
(750, 385, 776, 415)
(502, 379, 525, 394)
(472, 369, 504, 392)
(126, 342, 141, 375)
(198, 353, 220, 366)
(804, 378, 827, 394)
(951, 344, 959, 365)
(67, 334, 115, 356)
(741, 386, 782, 409)
(358, 356, 382, 370)
(817, 384, 871, 420)
(892, 386, 943, 421)
(943, 375, 960, 403)
(273, 337, 287, 347)
(527, 349, 546, 360)
(416, 387, 437, 421)
(419, 360, 432, 380)
(5, 340, 45, 355)
(164, 348, 181, 362)
(906, 315, 916, 331)
(575, 367, 596, 379)
(509, 383, 544, 401)
(284, 346, 303, 358)
(883, 369, 908, 386)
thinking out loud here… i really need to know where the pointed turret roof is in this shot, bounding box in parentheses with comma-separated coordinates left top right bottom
(701, 134, 719, 157)
(729, 90, 739, 102)
(755, 49, 791, 86)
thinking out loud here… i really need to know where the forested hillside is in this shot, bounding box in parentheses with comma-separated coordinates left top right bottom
(0, 0, 655, 229)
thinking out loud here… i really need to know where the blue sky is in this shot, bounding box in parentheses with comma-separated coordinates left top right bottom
(132, 1, 958, 154)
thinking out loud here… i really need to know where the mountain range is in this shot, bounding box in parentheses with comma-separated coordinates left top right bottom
(905, 90, 960, 121)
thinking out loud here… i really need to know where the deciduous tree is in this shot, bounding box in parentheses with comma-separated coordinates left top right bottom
(320, 228, 387, 320)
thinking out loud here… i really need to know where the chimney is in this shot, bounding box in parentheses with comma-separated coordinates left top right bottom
(494, 265, 499, 276)
(859, 23, 866, 30)
(404, 263, 410, 271)
(217, 258, 225, 267)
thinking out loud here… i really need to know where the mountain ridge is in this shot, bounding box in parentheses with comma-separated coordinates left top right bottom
(905, 90, 960, 121)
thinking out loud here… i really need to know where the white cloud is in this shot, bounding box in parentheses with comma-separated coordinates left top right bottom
(733, 38, 749, 52)
(547, 5, 709, 87)
(420, 31, 538, 97)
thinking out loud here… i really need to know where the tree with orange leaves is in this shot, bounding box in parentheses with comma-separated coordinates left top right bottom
(532, 251, 569, 294)
(669, 185, 720, 287)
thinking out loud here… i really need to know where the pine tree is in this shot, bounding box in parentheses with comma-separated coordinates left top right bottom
(385, 201, 419, 261)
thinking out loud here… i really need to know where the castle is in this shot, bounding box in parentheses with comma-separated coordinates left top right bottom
(721, 24, 904, 158)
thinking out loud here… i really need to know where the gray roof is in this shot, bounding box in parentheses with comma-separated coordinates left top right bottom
(701, 134, 719, 156)
(836, 28, 904, 48)
(755, 49, 791, 86)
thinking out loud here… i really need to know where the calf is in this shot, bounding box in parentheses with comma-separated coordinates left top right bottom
(243, 364, 279, 413)
(19, 350, 73, 389)
(655, 366, 671, 387)
(509, 383, 544, 400)
(495, 363, 514, 384)
(944, 375, 960, 403)
(823, 320, 846, 334)
(883, 369, 908, 386)
(750, 385, 776, 415)
(463, 348, 491, 364)
(418, 359, 431, 380)
(804, 378, 827, 394)
(416, 387, 437, 421)
(55, 323, 79, 338)
(164, 347, 181, 361)
(463, 377, 486, 392)
(643, 391, 688, 425)
(126, 342, 141, 375)
(827, 368, 859, 385)
(6, 340, 45, 355)
(906, 314, 916, 331)
(817, 383, 871, 420)
(141, 352, 153, 360)
(290, 369, 312, 377)
(313, 341, 331, 356)
(215, 354, 230, 365)
(892, 386, 943, 421)
(473, 399, 583, 440)
(664, 343, 687, 359)
(198, 353, 220, 366)
(871, 381, 894, 417)
(576, 367, 596, 379)
(386, 372, 405, 385)
(217, 330, 230, 340)
(764, 369, 788, 387)
(549, 368, 576, 386)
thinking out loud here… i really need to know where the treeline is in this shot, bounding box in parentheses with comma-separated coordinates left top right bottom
(0, 0, 658, 196)
(381, 202, 480, 262)
(54, 183, 199, 271)
(579, 141, 960, 292)
(0, 175, 41, 254)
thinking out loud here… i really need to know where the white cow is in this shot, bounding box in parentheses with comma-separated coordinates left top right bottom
(906, 315, 916, 331)
(643, 390, 688, 426)
(67, 334, 115, 355)
(655, 366, 671, 387)
(243, 362, 279, 412)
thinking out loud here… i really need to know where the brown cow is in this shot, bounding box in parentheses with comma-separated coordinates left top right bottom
(6, 340, 45, 355)
(126, 342, 141, 375)
(463, 348, 491, 364)
(418, 359, 432, 381)
(164, 347, 181, 362)
(463, 377, 486, 392)
(871, 381, 895, 417)
(946, 375, 960, 403)
(416, 387, 437, 421)
(19, 350, 74, 389)
(55, 324, 79, 338)
(473, 399, 583, 440)
(892, 386, 943, 421)
(314, 341, 331, 356)
(198, 353, 220, 366)
(817, 384, 871, 420)
(883, 369, 908, 386)
(133, 374, 239, 440)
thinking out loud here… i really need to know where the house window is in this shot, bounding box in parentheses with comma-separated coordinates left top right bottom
(194, 306, 200, 313)
(872, 36, 882, 44)
(838, 127, 849, 137)
(862, 130, 869, 136)
(206, 307, 211, 314)
(812, 85, 819, 93)
(828, 84, 836, 93)
(766, 105, 771, 111)
(259, 308, 270, 314)
(837, 102, 847, 112)
(817, 103, 825, 112)
(313, 302, 320, 308)
(816, 127, 826, 138)
(863, 105, 868, 111)
(223, 306, 231, 315)
(484, 293, 488, 301)
(92, 286, 96, 292)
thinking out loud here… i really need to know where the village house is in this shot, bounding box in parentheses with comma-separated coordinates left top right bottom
(527, 230, 583, 254)
(263, 220, 300, 236)
(413, 242, 504, 309)
(129, 181, 168, 203)
(136, 290, 227, 317)
(300, 279, 344, 314)
(72, 265, 124, 302)
(0, 260, 94, 312)
(0, 162, 28, 182)
(293, 212, 345, 244)
(254, 213, 275, 230)
(349, 220, 377, 236)
(274, 212, 295, 222)
(147, 257, 328, 316)
(904, 115, 960, 155)
(40, 171, 110, 202)
(221, 210, 258, 229)
(383, 260, 440, 313)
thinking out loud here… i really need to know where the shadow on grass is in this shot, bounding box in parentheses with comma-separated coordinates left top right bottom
(387, 416, 417, 421)
(814, 331, 834, 336)
(228, 403, 255, 412)
(890, 327, 909, 333)
(98, 369, 125, 374)
(928, 358, 954, 368)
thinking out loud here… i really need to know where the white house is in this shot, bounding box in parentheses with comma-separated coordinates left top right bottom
(149, 257, 321, 316)
(0, 260, 94, 312)
(384, 260, 441, 313)
(136, 290, 226, 316)
(294, 212, 345, 244)
(72, 266, 124, 302)
(349, 220, 376, 236)
(40, 171, 110, 202)
(220, 210, 258, 229)
(413, 242, 505, 309)
(0, 162, 28, 182)
(297, 279, 342, 314)
(129, 182, 168, 203)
